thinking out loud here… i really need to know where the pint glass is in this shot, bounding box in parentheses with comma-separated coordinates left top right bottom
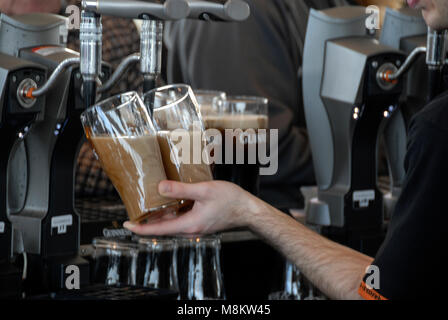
(80, 91, 178, 223)
(202, 96, 269, 195)
(143, 85, 214, 211)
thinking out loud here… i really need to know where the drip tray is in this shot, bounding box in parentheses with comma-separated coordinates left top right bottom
(31, 284, 178, 300)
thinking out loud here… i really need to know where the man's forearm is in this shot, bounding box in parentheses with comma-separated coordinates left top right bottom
(244, 199, 373, 300)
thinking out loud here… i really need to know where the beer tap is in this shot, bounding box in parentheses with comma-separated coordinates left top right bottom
(379, 8, 427, 219)
(1, 12, 111, 294)
(379, 9, 447, 219)
(378, 28, 446, 96)
(88, 0, 249, 115)
(303, 7, 448, 255)
(20, 7, 103, 108)
(0, 13, 72, 296)
(0, 49, 47, 297)
(426, 28, 447, 101)
(302, 6, 406, 255)
(185, 0, 250, 21)
(83, 0, 190, 102)
(140, 17, 163, 94)
(80, 10, 103, 110)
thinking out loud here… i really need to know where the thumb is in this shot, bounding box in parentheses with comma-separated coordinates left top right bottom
(159, 180, 209, 201)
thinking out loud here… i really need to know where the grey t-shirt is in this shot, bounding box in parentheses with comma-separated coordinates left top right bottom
(165, 0, 349, 209)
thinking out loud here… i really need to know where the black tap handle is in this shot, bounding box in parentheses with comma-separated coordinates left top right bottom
(83, 0, 189, 20)
(186, 0, 250, 22)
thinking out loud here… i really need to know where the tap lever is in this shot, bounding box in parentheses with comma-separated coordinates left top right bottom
(378, 27, 447, 84)
(29, 58, 80, 98)
(82, 0, 189, 20)
(378, 46, 426, 83)
(98, 53, 140, 94)
(186, 0, 250, 22)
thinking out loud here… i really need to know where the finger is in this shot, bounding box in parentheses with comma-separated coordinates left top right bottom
(133, 212, 177, 226)
(160, 212, 179, 220)
(159, 180, 210, 201)
(123, 212, 198, 236)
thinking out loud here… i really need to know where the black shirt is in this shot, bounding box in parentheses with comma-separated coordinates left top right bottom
(359, 90, 448, 300)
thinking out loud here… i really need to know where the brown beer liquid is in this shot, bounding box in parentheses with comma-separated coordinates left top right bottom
(202, 114, 269, 195)
(157, 131, 213, 212)
(89, 135, 178, 222)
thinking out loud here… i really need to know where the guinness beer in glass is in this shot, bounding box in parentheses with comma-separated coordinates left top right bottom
(203, 96, 269, 196)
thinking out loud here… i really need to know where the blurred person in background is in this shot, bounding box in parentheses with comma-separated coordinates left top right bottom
(165, 0, 406, 210)
(0, 0, 406, 204)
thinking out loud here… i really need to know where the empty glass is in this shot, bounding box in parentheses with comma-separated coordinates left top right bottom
(135, 236, 179, 293)
(91, 237, 139, 286)
(175, 235, 225, 300)
(268, 260, 327, 300)
(80, 91, 179, 223)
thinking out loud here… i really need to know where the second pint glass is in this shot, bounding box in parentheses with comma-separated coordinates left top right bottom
(143, 84, 213, 186)
(203, 96, 269, 195)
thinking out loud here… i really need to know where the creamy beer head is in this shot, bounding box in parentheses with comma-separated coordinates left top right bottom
(203, 114, 269, 130)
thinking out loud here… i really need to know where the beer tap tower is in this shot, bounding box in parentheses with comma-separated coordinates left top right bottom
(380, 9, 447, 220)
(88, 0, 250, 112)
(75, 0, 249, 244)
(0, 12, 112, 294)
(302, 6, 445, 254)
(1, 0, 250, 297)
(379, 8, 428, 218)
(302, 7, 407, 255)
(0, 0, 188, 295)
(0, 46, 47, 298)
(0, 1, 190, 295)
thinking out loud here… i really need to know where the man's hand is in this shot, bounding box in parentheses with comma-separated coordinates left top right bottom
(123, 179, 371, 300)
(123, 180, 260, 235)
